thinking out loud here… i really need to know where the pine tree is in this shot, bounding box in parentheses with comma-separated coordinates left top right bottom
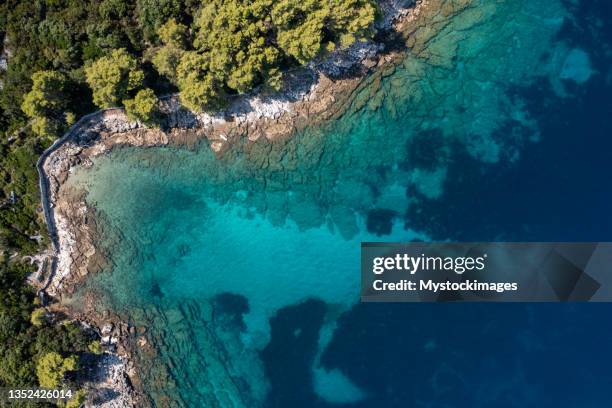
(85, 49, 145, 108)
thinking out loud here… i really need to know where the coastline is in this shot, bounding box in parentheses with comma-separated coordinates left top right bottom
(34, 0, 470, 405)
(37, 0, 432, 296)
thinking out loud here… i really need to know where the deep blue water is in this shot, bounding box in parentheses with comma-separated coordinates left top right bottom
(66, 0, 612, 406)
(310, 3, 612, 407)
(259, 62, 612, 406)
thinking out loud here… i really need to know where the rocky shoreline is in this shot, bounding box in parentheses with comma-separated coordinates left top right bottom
(34, 0, 470, 405)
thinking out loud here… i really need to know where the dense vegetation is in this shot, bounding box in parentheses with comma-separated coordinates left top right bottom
(2, 0, 378, 134)
(0, 254, 93, 406)
(0, 0, 379, 402)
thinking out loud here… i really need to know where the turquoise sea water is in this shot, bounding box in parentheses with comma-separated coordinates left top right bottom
(66, 0, 612, 406)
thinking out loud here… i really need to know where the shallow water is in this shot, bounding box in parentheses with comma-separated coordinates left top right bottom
(67, 0, 612, 406)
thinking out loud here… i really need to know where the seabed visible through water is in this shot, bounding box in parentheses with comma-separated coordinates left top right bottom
(64, 0, 612, 406)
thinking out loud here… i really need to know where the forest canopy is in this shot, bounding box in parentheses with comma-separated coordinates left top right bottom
(2, 0, 379, 132)
(171, 0, 378, 111)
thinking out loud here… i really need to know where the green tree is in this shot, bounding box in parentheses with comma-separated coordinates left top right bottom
(136, 0, 183, 43)
(266, 68, 284, 92)
(30, 117, 62, 140)
(271, 0, 378, 63)
(158, 18, 189, 47)
(20, 70, 69, 139)
(176, 52, 225, 112)
(87, 340, 103, 355)
(36, 352, 78, 388)
(329, 0, 379, 47)
(192, 0, 281, 94)
(65, 389, 87, 408)
(65, 111, 77, 127)
(152, 46, 184, 83)
(85, 48, 144, 108)
(124, 88, 158, 123)
(272, 0, 327, 64)
(30, 308, 47, 327)
(151, 19, 189, 83)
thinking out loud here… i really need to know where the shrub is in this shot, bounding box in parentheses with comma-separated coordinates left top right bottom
(85, 49, 145, 108)
(21, 70, 69, 139)
(30, 308, 47, 327)
(65, 389, 87, 408)
(36, 352, 78, 388)
(176, 52, 226, 112)
(124, 88, 159, 124)
(151, 19, 189, 84)
(87, 340, 103, 355)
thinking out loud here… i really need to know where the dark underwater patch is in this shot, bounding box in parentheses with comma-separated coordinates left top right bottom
(260, 299, 327, 408)
(366, 209, 397, 236)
